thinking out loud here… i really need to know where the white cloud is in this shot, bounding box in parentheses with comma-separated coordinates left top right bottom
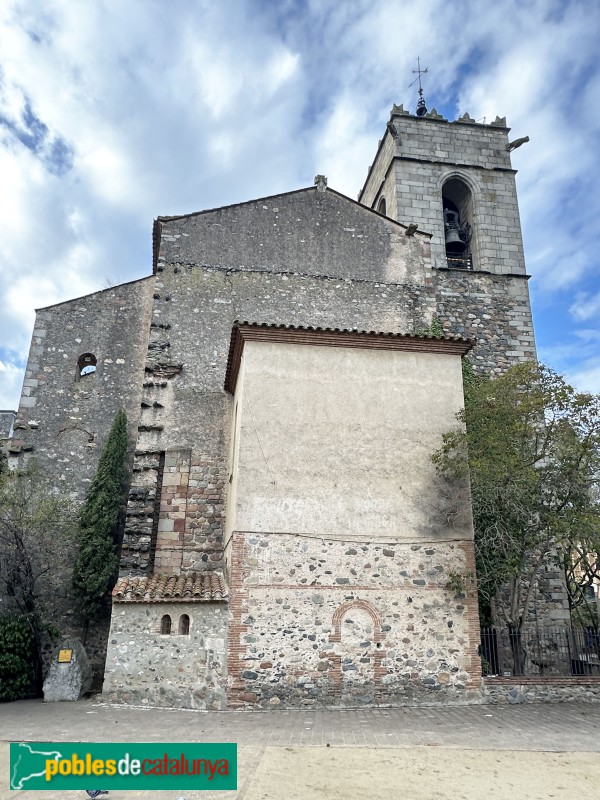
(570, 292, 600, 322)
(0, 361, 25, 410)
(0, 0, 599, 411)
(313, 92, 375, 198)
(574, 329, 600, 343)
(567, 362, 600, 395)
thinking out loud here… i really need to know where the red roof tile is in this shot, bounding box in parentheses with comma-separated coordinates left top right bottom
(112, 572, 228, 603)
(224, 321, 473, 393)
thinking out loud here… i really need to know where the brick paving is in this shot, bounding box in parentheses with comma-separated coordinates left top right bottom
(1, 699, 599, 800)
(1, 698, 598, 752)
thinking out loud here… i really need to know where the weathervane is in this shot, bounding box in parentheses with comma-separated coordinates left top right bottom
(409, 57, 428, 117)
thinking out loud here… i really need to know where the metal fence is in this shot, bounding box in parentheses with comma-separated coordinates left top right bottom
(480, 626, 600, 677)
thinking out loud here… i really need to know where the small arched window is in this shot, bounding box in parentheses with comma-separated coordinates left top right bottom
(442, 177, 475, 270)
(178, 614, 190, 635)
(377, 197, 387, 216)
(160, 614, 171, 635)
(77, 353, 97, 378)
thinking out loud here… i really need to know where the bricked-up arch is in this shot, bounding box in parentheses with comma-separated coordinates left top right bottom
(330, 599, 383, 643)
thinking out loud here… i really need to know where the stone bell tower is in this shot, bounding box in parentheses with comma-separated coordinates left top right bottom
(358, 97, 571, 629)
(358, 102, 536, 375)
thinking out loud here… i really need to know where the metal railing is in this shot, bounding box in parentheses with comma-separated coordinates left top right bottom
(446, 254, 473, 270)
(480, 626, 600, 677)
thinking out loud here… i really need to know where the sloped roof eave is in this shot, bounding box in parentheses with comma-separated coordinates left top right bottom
(112, 572, 229, 603)
(224, 321, 474, 394)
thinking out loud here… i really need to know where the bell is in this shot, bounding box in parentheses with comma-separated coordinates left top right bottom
(444, 209, 466, 254)
(445, 227, 466, 252)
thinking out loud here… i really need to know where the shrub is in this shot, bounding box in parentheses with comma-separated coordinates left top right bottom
(0, 614, 35, 701)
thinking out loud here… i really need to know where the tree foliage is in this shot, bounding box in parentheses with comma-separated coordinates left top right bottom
(0, 465, 76, 694)
(72, 409, 128, 627)
(0, 613, 35, 701)
(433, 361, 600, 630)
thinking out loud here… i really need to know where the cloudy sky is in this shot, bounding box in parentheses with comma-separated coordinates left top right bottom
(1, 0, 599, 409)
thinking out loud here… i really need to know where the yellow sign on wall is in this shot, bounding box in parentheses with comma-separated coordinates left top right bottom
(58, 649, 73, 663)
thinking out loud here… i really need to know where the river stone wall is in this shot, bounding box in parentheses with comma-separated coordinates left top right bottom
(484, 677, 600, 704)
(103, 601, 228, 709)
(227, 532, 482, 708)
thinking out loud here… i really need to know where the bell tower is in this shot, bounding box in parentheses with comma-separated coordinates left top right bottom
(359, 103, 528, 276)
(359, 102, 536, 374)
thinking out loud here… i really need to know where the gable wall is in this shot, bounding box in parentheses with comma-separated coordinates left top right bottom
(122, 190, 438, 575)
(12, 277, 155, 495)
(6, 277, 155, 683)
(157, 189, 428, 283)
(126, 187, 538, 582)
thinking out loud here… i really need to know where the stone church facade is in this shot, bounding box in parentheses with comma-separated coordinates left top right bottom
(8, 105, 551, 708)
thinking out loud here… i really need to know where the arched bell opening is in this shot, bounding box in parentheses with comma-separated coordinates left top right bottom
(442, 178, 475, 270)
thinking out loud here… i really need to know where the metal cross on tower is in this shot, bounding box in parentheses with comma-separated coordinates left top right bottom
(409, 57, 429, 117)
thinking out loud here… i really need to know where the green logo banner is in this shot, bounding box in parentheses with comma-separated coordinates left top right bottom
(10, 742, 237, 791)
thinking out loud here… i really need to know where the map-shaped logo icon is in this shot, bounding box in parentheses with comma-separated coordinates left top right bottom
(10, 742, 64, 789)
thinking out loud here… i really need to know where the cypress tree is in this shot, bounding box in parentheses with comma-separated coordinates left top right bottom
(0, 447, 7, 485)
(73, 409, 128, 628)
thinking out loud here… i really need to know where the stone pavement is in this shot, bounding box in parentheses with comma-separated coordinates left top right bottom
(1, 699, 599, 799)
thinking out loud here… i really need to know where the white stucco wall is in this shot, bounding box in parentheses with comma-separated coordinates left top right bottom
(227, 340, 473, 542)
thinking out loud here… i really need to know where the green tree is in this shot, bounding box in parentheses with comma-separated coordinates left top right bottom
(562, 487, 600, 627)
(0, 613, 35, 701)
(0, 465, 76, 694)
(72, 409, 128, 632)
(0, 448, 7, 483)
(433, 362, 600, 669)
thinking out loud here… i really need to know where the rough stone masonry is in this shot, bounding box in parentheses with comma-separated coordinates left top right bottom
(5, 104, 568, 707)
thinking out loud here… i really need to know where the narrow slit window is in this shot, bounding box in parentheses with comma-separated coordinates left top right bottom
(377, 197, 387, 216)
(178, 614, 190, 635)
(160, 614, 171, 635)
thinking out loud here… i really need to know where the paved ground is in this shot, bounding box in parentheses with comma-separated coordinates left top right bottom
(1, 699, 599, 799)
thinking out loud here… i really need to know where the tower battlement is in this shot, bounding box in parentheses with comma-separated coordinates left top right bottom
(360, 104, 527, 278)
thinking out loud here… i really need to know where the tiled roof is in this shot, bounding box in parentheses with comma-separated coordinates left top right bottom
(225, 321, 473, 393)
(112, 572, 228, 603)
(233, 320, 472, 343)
